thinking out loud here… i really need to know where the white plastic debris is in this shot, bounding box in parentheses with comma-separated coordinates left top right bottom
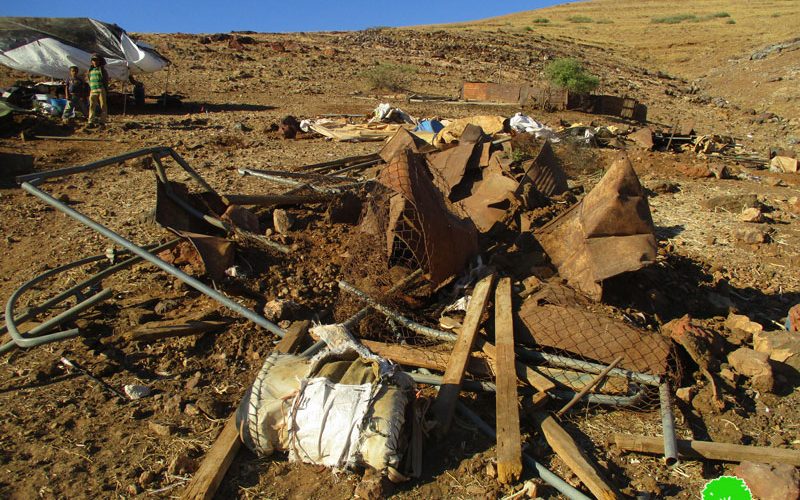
(509, 112, 559, 142)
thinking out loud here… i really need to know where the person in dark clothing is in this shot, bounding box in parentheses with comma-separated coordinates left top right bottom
(63, 65, 88, 120)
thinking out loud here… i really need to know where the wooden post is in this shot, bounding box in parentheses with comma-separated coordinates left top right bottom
(431, 274, 496, 436)
(480, 340, 556, 393)
(125, 320, 230, 342)
(537, 414, 619, 499)
(181, 321, 310, 499)
(494, 277, 523, 484)
(612, 434, 800, 466)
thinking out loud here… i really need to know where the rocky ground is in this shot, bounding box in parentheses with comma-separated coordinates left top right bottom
(0, 26, 798, 499)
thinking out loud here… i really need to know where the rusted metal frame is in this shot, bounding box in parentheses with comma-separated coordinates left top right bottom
(299, 153, 380, 173)
(16, 146, 171, 185)
(0, 239, 181, 354)
(152, 157, 291, 254)
(237, 168, 356, 184)
(18, 181, 286, 338)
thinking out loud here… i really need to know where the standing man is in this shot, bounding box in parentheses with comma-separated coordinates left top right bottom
(87, 53, 109, 125)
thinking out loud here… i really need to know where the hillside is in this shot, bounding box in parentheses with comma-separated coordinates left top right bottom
(453, 0, 800, 119)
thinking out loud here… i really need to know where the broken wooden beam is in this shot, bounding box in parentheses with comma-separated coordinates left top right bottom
(612, 434, 800, 466)
(537, 414, 619, 500)
(275, 320, 311, 354)
(126, 320, 231, 342)
(481, 340, 556, 393)
(431, 273, 496, 436)
(180, 414, 241, 500)
(360, 339, 493, 376)
(181, 320, 310, 499)
(494, 277, 523, 484)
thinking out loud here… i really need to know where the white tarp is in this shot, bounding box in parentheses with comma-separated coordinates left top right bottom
(0, 17, 169, 81)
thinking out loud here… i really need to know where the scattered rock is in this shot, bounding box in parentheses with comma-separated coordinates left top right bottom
(709, 164, 729, 179)
(753, 330, 800, 372)
(739, 207, 765, 223)
(124, 384, 152, 400)
(733, 461, 800, 500)
(273, 209, 294, 234)
(262, 299, 301, 322)
(154, 299, 180, 315)
(127, 484, 142, 495)
(138, 470, 156, 487)
(675, 386, 695, 403)
(354, 468, 384, 500)
(168, 452, 198, 475)
(185, 371, 202, 391)
(485, 461, 497, 479)
(650, 181, 680, 194)
(148, 421, 175, 437)
(196, 396, 227, 419)
(233, 121, 251, 132)
(677, 164, 712, 178)
(702, 194, 759, 212)
(728, 347, 774, 392)
(732, 227, 768, 244)
(725, 313, 763, 344)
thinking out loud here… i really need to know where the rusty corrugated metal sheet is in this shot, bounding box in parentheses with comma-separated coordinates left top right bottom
(518, 141, 568, 197)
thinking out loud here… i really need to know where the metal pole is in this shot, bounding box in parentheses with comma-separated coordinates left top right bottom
(16, 146, 170, 185)
(19, 181, 285, 338)
(660, 381, 679, 466)
(556, 355, 624, 417)
(455, 402, 591, 500)
(516, 347, 661, 387)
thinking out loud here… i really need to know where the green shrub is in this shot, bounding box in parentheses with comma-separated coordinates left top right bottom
(544, 58, 600, 94)
(531, 17, 550, 24)
(726, 19, 736, 24)
(524, 26, 534, 31)
(567, 15, 593, 23)
(707, 12, 731, 18)
(651, 14, 697, 24)
(595, 19, 614, 24)
(360, 63, 416, 91)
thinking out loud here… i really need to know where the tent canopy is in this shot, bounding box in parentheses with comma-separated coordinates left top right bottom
(0, 17, 170, 81)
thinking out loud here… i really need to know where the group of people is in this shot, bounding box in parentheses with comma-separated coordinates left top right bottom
(62, 53, 108, 125)
(62, 53, 145, 126)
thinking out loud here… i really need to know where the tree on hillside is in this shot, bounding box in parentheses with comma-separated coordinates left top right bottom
(544, 58, 599, 94)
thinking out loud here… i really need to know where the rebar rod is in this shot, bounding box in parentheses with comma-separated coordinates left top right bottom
(556, 356, 624, 417)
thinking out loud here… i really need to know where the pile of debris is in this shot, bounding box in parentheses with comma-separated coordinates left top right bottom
(3, 110, 799, 499)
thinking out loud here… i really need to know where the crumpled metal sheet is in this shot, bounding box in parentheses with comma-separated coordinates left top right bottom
(517, 141, 567, 198)
(377, 150, 478, 286)
(155, 180, 225, 235)
(517, 298, 671, 375)
(379, 128, 435, 163)
(535, 154, 656, 300)
(459, 165, 519, 232)
(628, 127, 654, 151)
(427, 142, 480, 195)
(158, 231, 234, 281)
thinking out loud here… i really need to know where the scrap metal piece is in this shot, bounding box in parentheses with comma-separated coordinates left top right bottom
(462, 82, 530, 104)
(535, 154, 656, 300)
(518, 140, 568, 198)
(159, 232, 235, 281)
(379, 128, 435, 163)
(459, 165, 519, 233)
(517, 300, 671, 375)
(376, 150, 478, 286)
(628, 127, 654, 151)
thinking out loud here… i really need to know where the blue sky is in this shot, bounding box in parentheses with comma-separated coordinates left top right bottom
(1, 1, 564, 33)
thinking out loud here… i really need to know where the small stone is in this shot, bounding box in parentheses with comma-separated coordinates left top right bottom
(184, 403, 200, 416)
(753, 330, 800, 372)
(168, 452, 198, 475)
(148, 421, 175, 437)
(732, 227, 767, 244)
(127, 484, 142, 495)
(154, 299, 180, 315)
(728, 347, 774, 392)
(185, 371, 202, 391)
(740, 207, 765, 223)
(733, 461, 800, 500)
(262, 299, 301, 322)
(124, 384, 151, 400)
(138, 470, 156, 487)
(273, 209, 294, 234)
(677, 164, 712, 178)
(709, 164, 729, 179)
(485, 462, 497, 479)
(675, 386, 695, 403)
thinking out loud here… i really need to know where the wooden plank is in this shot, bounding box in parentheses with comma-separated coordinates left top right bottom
(494, 278, 523, 484)
(361, 339, 493, 376)
(431, 274, 496, 436)
(613, 434, 800, 466)
(479, 339, 556, 393)
(181, 322, 303, 499)
(126, 320, 231, 342)
(180, 414, 241, 500)
(275, 320, 311, 354)
(537, 414, 619, 500)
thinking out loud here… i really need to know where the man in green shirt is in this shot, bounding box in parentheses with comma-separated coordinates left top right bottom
(87, 54, 109, 125)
